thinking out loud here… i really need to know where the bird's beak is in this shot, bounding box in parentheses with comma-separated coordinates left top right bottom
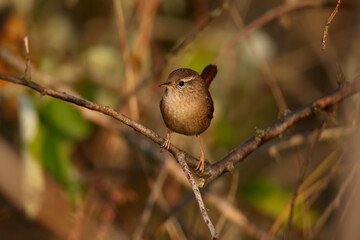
(159, 82, 170, 87)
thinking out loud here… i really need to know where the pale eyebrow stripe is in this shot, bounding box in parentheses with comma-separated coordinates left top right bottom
(181, 76, 196, 82)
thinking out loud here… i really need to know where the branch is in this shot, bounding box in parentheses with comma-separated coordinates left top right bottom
(177, 153, 217, 239)
(206, 79, 360, 184)
(322, 0, 342, 50)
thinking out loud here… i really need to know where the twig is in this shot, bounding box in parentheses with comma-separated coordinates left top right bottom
(284, 112, 331, 239)
(322, 0, 342, 50)
(113, 0, 139, 120)
(23, 36, 31, 82)
(176, 152, 217, 239)
(133, 0, 160, 56)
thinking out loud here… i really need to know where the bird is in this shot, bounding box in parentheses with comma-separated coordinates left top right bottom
(159, 64, 217, 173)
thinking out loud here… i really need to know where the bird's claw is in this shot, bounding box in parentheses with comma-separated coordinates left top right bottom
(195, 151, 205, 174)
(161, 133, 171, 152)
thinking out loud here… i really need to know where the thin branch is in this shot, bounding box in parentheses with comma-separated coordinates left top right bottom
(176, 152, 217, 239)
(322, 0, 342, 50)
(23, 36, 31, 82)
(133, 0, 160, 56)
(113, 0, 139, 120)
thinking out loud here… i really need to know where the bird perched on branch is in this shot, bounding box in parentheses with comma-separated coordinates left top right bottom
(159, 64, 217, 173)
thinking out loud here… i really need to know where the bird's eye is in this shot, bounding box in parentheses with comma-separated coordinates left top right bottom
(179, 81, 184, 86)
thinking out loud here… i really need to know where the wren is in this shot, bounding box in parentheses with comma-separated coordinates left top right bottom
(159, 64, 217, 173)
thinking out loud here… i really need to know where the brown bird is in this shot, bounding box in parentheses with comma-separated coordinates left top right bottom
(159, 65, 217, 173)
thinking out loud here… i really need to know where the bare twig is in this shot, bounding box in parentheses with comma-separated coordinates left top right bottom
(134, 0, 160, 56)
(176, 152, 217, 239)
(322, 0, 342, 50)
(22, 36, 31, 82)
(113, 0, 139, 120)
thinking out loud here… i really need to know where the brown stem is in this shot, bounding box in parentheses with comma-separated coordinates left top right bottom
(322, 0, 342, 50)
(176, 153, 217, 239)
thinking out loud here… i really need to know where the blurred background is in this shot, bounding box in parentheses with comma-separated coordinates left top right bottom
(0, 0, 360, 239)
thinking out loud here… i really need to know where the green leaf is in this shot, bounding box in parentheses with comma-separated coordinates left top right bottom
(39, 98, 92, 140)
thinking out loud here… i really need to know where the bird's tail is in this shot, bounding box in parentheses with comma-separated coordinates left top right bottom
(201, 64, 217, 88)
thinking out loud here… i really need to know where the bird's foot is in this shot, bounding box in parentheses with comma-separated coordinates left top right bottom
(195, 151, 205, 174)
(161, 132, 171, 152)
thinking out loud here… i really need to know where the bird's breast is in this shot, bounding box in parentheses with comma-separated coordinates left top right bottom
(160, 91, 213, 136)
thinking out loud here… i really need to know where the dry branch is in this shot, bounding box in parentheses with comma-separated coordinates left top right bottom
(322, 0, 342, 50)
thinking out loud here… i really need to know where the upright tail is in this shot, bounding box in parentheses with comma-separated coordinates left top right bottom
(201, 64, 217, 88)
